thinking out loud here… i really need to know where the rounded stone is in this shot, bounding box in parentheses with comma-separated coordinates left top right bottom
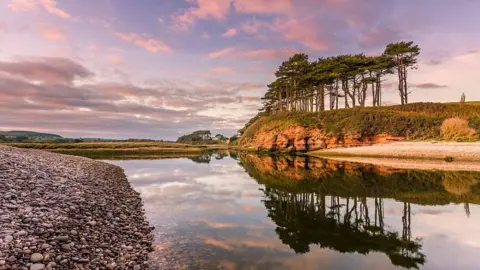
(16, 230, 27, 237)
(5, 235, 13, 242)
(55, 235, 68, 242)
(31, 253, 44, 263)
(30, 263, 46, 270)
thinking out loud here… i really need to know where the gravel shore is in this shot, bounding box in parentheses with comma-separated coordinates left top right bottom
(0, 146, 154, 269)
(310, 141, 480, 161)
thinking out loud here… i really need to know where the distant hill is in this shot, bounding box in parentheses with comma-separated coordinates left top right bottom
(0, 131, 62, 138)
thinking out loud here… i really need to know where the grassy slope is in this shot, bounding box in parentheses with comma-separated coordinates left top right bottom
(239, 102, 480, 144)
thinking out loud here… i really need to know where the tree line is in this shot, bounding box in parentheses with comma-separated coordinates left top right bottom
(261, 41, 420, 113)
(176, 130, 231, 144)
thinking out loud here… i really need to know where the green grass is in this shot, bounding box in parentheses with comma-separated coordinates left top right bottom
(239, 102, 480, 144)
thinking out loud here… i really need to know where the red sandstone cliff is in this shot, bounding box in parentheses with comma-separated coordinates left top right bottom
(243, 126, 404, 152)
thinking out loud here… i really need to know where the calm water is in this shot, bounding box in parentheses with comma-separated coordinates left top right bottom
(103, 152, 480, 270)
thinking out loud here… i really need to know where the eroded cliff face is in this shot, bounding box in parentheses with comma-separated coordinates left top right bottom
(245, 126, 404, 152)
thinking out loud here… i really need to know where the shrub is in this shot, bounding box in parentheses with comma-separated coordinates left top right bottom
(440, 117, 477, 141)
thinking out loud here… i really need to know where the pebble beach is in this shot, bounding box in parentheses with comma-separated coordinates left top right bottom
(0, 146, 154, 269)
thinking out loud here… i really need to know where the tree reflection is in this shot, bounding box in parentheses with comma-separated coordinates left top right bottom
(188, 151, 231, 163)
(188, 153, 212, 163)
(239, 154, 480, 269)
(239, 154, 480, 206)
(262, 187, 424, 268)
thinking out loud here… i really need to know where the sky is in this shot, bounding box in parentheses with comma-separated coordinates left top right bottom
(0, 0, 479, 140)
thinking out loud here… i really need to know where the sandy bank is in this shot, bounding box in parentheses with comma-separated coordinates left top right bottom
(310, 141, 480, 161)
(0, 146, 153, 269)
(311, 156, 480, 172)
(308, 141, 480, 171)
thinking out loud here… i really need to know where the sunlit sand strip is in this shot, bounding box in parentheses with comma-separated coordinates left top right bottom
(310, 156, 480, 172)
(308, 141, 480, 171)
(309, 142, 480, 160)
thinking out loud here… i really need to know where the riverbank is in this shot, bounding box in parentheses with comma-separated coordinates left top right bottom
(0, 142, 231, 160)
(309, 141, 480, 164)
(1, 141, 228, 151)
(0, 146, 153, 269)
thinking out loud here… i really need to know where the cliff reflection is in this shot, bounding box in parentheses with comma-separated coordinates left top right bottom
(239, 154, 480, 269)
(239, 154, 480, 205)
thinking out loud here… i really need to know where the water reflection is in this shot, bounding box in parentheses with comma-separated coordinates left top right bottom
(187, 151, 230, 164)
(240, 153, 480, 269)
(262, 188, 424, 268)
(105, 152, 480, 270)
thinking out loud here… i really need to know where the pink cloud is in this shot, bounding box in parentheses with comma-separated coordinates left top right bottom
(210, 67, 236, 74)
(208, 47, 297, 59)
(240, 17, 331, 51)
(0, 20, 7, 31)
(105, 55, 124, 65)
(234, 0, 293, 15)
(115, 32, 172, 53)
(272, 18, 331, 51)
(239, 48, 297, 58)
(240, 20, 270, 35)
(207, 47, 236, 58)
(8, 0, 71, 19)
(171, 0, 231, 31)
(0, 57, 93, 85)
(222, 28, 237, 38)
(38, 24, 66, 41)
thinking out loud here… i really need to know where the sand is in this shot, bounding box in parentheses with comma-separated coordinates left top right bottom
(308, 141, 480, 171)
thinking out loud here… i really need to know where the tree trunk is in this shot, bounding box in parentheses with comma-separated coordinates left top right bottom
(278, 90, 282, 112)
(403, 66, 408, 104)
(335, 79, 339, 110)
(376, 74, 382, 106)
(397, 57, 405, 105)
(320, 85, 325, 112)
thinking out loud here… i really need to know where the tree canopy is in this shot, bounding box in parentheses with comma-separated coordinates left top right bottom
(176, 130, 212, 143)
(176, 130, 229, 144)
(260, 41, 420, 114)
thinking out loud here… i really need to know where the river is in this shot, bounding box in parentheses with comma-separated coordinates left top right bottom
(101, 151, 480, 269)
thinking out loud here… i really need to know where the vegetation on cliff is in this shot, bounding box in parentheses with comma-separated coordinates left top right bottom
(238, 102, 480, 149)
